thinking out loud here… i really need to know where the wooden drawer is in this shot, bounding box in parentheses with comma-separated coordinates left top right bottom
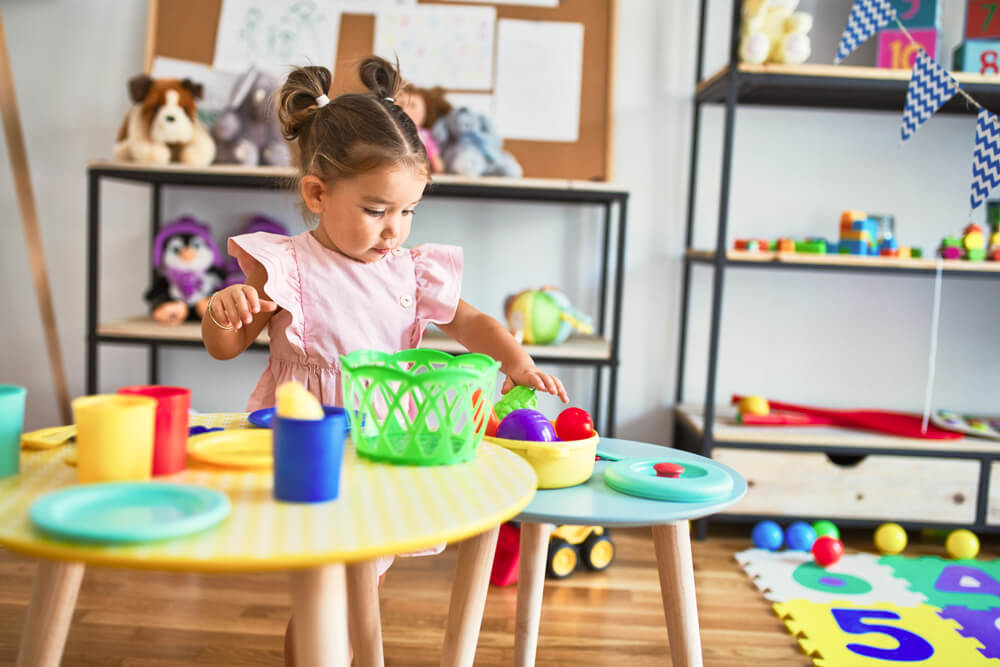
(713, 448, 978, 523)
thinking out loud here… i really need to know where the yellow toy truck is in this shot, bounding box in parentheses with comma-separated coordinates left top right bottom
(546, 525, 615, 579)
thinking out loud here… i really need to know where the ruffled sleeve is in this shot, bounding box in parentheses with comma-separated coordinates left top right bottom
(228, 232, 304, 353)
(411, 243, 463, 325)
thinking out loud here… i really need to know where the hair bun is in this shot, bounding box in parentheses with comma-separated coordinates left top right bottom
(358, 56, 404, 102)
(278, 66, 333, 141)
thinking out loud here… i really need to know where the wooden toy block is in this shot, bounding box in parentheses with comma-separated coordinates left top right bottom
(877, 27, 940, 68)
(954, 39, 1000, 74)
(839, 240, 870, 255)
(966, 0, 1000, 40)
(899, 246, 912, 258)
(777, 238, 795, 252)
(795, 240, 826, 254)
(734, 239, 752, 250)
(990, 231, 1000, 246)
(968, 247, 987, 261)
(964, 230, 986, 250)
(941, 245, 963, 259)
(840, 210, 866, 227)
(911, 247, 923, 258)
(991, 248, 1000, 260)
(841, 229, 873, 244)
(886, 0, 942, 28)
(880, 247, 900, 257)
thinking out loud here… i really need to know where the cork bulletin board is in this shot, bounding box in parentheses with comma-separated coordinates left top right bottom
(143, 0, 616, 181)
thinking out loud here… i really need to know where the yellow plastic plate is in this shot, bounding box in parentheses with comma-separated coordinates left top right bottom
(21, 425, 76, 450)
(187, 429, 273, 470)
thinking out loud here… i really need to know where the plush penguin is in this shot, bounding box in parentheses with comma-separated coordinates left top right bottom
(145, 216, 226, 324)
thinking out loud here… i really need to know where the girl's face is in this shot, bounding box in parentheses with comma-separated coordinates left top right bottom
(302, 164, 426, 263)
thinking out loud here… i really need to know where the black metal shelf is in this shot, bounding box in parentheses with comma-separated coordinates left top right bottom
(696, 63, 1000, 114)
(86, 162, 629, 434)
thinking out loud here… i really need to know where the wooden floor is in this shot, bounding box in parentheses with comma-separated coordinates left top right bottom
(1, 525, 994, 666)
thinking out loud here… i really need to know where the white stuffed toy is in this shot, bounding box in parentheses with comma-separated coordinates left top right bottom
(740, 0, 813, 66)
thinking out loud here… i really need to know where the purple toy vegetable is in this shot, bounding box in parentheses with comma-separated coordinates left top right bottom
(497, 409, 557, 442)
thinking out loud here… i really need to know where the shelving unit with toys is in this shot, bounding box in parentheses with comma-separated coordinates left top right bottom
(674, 1, 1000, 535)
(86, 161, 629, 434)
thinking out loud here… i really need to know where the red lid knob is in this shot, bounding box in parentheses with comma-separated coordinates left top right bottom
(654, 462, 684, 479)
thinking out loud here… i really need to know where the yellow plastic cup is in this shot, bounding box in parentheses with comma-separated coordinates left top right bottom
(72, 394, 156, 483)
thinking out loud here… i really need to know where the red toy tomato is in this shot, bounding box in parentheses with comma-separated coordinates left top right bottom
(472, 390, 500, 437)
(555, 407, 595, 441)
(811, 536, 844, 567)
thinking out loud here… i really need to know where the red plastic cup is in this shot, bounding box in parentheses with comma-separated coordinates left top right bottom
(117, 385, 191, 475)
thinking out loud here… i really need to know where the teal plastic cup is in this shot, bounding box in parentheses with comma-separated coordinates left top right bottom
(0, 385, 27, 478)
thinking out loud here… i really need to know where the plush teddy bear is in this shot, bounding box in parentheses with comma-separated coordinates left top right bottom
(740, 0, 813, 66)
(431, 107, 523, 178)
(212, 66, 291, 167)
(113, 75, 216, 166)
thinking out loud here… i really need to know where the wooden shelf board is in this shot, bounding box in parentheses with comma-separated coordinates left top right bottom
(97, 316, 612, 361)
(687, 249, 1000, 273)
(676, 404, 1000, 455)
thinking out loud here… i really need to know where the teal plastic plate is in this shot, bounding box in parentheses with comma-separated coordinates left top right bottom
(29, 482, 231, 544)
(603, 457, 734, 502)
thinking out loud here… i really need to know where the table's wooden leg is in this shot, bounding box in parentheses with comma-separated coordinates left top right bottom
(289, 563, 350, 667)
(16, 560, 85, 667)
(652, 522, 703, 667)
(441, 525, 500, 667)
(347, 559, 384, 667)
(514, 522, 553, 667)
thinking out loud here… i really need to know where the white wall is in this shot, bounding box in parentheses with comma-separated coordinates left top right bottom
(1, 1, 995, 442)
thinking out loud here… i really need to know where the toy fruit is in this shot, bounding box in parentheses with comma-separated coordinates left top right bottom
(812, 520, 839, 539)
(812, 536, 844, 566)
(497, 409, 557, 442)
(555, 407, 594, 441)
(874, 522, 908, 555)
(751, 520, 784, 551)
(786, 521, 817, 551)
(738, 395, 770, 416)
(472, 390, 500, 437)
(494, 385, 537, 422)
(946, 529, 980, 560)
(275, 381, 323, 420)
(504, 287, 593, 345)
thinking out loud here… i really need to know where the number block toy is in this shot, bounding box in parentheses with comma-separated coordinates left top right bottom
(877, 27, 940, 69)
(966, 0, 1000, 39)
(954, 40, 1000, 74)
(887, 0, 942, 28)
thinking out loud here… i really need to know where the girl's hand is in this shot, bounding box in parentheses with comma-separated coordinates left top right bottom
(209, 285, 277, 330)
(502, 366, 569, 404)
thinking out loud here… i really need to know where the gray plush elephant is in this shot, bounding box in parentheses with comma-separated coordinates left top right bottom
(431, 107, 522, 178)
(212, 66, 291, 167)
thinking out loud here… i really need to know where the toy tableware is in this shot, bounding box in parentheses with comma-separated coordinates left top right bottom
(248, 406, 354, 437)
(29, 482, 230, 543)
(785, 521, 817, 551)
(555, 407, 595, 441)
(187, 429, 273, 469)
(118, 385, 191, 475)
(20, 424, 76, 450)
(340, 349, 499, 466)
(273, 406, 348, 503)
(946, 529, 980, 559)
(497, 409, 557, 442)
(811, 536, 844, 566)
(72, 394, 156, 484)
(0, 385, 26, 478)
(600, 450, 735, 502)
(751, 520, 784, 550)
(874, 522, 908, 555)
(484, 428, 599, 489)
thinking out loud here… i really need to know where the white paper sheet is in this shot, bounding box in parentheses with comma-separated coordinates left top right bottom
(494, 19, 583, 142)
(213, 0, 341, 74)
(444, 93, 494, 119)
(335, 0, 415, 12)
(150, 57, 240, 112)
(374, 5, 495, 90)
(443, 0, 558, 6)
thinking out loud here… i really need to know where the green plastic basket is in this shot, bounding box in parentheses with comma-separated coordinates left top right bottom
(340, 349, 500, 466)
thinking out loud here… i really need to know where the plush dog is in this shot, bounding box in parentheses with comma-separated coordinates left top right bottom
(113, 75, 216, 166)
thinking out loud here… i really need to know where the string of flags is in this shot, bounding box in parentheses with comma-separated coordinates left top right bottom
(835, 0, 997, 212)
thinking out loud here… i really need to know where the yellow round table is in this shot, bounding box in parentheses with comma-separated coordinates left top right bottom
(2, 413, 538, 667)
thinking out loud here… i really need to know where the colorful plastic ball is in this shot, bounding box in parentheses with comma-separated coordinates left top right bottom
(555, 407, 595, 441)
(496, 409, 557, 442)
(811, 536, 844, 567)
(785, 521, 817, 551)
(946, 529, 980, 560)
(751, 520, 784, 551)
(812, 520, 839, 540)
(874, 523, 908, 555)
(738, 395, 770, 416)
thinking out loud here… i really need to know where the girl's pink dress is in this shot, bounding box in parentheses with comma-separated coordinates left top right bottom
(229, 230, 462, 411)
(228, 230, 462, 576)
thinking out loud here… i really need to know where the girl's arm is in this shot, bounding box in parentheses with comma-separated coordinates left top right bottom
(201, 262, 277, 359)
(438, 300, 569, 403)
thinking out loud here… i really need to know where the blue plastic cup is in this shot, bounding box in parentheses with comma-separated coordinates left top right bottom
(273, 406, 348, 503)
(0, 385, 27, 478)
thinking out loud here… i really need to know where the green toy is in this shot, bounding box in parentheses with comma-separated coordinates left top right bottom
(504, 287, 593, 345)
(494, 385, 537, 422)
(812, 520, 839, 539)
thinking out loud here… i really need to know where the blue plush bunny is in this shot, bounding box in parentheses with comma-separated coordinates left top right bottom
(431, 107, 523, 178)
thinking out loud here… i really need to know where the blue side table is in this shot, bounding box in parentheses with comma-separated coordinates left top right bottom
(513, 438, 746, 667)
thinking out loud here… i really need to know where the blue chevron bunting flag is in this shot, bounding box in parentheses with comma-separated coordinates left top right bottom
(971, 110, 1000, 211)
(835, 0, 897, 64)
(901, 51, 959, 141)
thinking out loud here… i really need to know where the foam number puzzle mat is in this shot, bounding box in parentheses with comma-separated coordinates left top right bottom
(736, 548, 1000, 664)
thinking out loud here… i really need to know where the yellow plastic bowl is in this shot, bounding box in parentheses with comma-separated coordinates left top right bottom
(484, 431, 599, 489)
